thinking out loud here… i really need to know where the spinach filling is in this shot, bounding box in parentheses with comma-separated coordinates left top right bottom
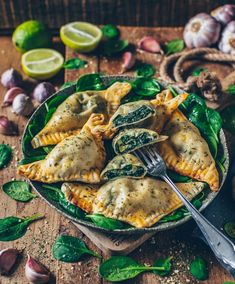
(116, 132, 156, 154)
(112, 105, 154, 127)
(103, 166, 145, 180)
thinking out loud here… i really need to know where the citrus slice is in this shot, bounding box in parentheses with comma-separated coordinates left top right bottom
(21, 48, 64, 79)
(60, 22, 102, 52)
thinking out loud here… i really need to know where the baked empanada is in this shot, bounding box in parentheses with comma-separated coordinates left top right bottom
(18, 114, 106, 184)
(100, 154, 147, 181)
(112, 128, 168, 154)
(31, 82, 132, 148)
(157, 94, 219, 191)
(62, 178, 205, 228)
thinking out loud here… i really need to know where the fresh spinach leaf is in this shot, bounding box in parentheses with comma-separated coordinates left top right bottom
(102, 24, 120, 39)
(76, 73, 105, 91)
(132, 78, 162, 97)
(0, 144, 12, 169)
(167, 169, 192, 183)
(165, 39, 184, 55)
(159, 210, 185, 223)
(153, 256, 172, 276)
(101, 40, 129, 55)
(99, 256, 167, 282)
(226, 84, 235, 95)
(42, 184, 63, 202)
(85, 214, 127, 230)
(192, 67, 207, 77)
(224, 221, 235, 239)
(2, 181, 37, 202)
(0, 213, 43, 241)
(43, 145, 55, 154)
(52, 235, 100, 262)
(221, 105, 235, 135)
(18, 155, 46, 165)
(60, 81, 76, 90)
(135, 63, 156, 78)
(63, 58, 87, 70)
(190, 256, 208, 281)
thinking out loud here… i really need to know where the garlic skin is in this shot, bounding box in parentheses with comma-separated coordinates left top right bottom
(183, 13, 221, 48)
(138, 36, 162, 53)
(211, 5, 235, 25)
(0, 116, 18, 136)
(218, 21, 235, 54)
(32, 82, 55, 103)
(0, 248, 20, 275)
(12, 94, 34, 116)
(2, 87, 25, 107)
(25, 255, 50, 284)
(1, 68, 23, 89)
(122, 51, 136, 71)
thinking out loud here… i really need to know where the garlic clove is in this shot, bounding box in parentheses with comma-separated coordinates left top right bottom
(138, 36, 162, 53)
(2, 87, 25, 107)
(1, 68, 23, 89)
(211, 5, 235, 25)
(0, 116, 18, 136)
(32, 82, 55, 103)
(0, 248, 20, 275)
(12, 94, 34, 116)
(218, 21, 235, 55)
(122, 51, 136, 71)
(25, 254, 50, 284)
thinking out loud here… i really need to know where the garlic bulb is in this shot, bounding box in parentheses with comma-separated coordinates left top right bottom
(0, 248, 20, 275)
(25, 255, 50, 284)
(0, 116, 18, 136)
(12, 94, 34, 116)
(218, 21, 235, 54)
(138, 36, 162, 53)
(32, 82, 55, 103)
(2, 87, 25, 107)
(211, 5, 235, 25)
(122, 51, 136, 71)
(183, 13, 221, 48)
(1, 68, 23, 89)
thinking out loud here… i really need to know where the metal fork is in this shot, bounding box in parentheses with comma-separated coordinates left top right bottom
(135, 146, 235, 277)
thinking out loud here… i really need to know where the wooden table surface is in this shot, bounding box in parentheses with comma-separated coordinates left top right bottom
(0, 27, 234, 284)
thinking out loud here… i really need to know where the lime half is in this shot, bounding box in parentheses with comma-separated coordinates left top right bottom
(60, 22, 102, 52)
(21, 48, 64, 79)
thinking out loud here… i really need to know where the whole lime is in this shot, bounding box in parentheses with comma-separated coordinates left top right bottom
(12, 20, 52, 53)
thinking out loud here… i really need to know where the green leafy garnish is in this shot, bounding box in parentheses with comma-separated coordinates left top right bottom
(224, 221, 235, 239)
(0, 144, 12, 169)
(60, 81, 76, 90)
(2, 181, 37, 202)
(52, 235, 101, 262)
(153, 257, 172, 276)
(102, 24, 120, 39)
(167, 169, 192, 183)
(43, 145, 55, 154)
(135, 63, 156, 78)
(86, 214, 126, 230)
(99, 256, 169, 282)
(132, 78, 162, 97)
(192, 67, 207, 77)
(18, 155, 46, 165)
(221, 105, 235, 135)
(101, 40, 129, 55)
(0, 213, 44, 241)
(190, 256, 208, 281)
(226, 84, 235, 95)
(76, 73, 105, 91)
(165, 39, 184, 55)
(63, 58, 87, 70)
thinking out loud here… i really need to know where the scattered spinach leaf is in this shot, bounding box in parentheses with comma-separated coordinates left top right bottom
(0, 144, 12, 169)
(63, 58, 87, 70)
(102, 24, 120, 39)
(224, 221, 235, 239)
(221, 105, 235, 135)
(2, 181, 37, 202)
(135, 63, 156, 78)
(192, 67, 207, 77)
(76, 73, 105, 91)
(99, 256, 167, 282)
(226, 84, 235, 95)
(85, 214, 127, 230)
(18, 155, 46, 165)
(159, 210, 185, 223)
(52, 235, 100, 262)
(153, 256, 172, 276)
(165, 39, 184, 55)
(101, 40, 129, 55)
(167, 169, 192, 183)
(43, 145, 55, 154)
(60, 81, 76, 90)
(132, 78, 162, 97)
(0, 213, 44, 241)
(190, 256, 208, 281)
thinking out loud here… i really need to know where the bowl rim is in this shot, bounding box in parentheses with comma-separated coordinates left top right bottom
(22, 75, 230, 235)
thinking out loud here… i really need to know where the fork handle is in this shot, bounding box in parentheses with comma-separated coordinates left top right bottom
(161, 174, 235, 277)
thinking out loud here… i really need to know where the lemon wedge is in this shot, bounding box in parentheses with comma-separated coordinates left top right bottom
(21, 48, 64, 79)
(60, 22, 102, 52)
